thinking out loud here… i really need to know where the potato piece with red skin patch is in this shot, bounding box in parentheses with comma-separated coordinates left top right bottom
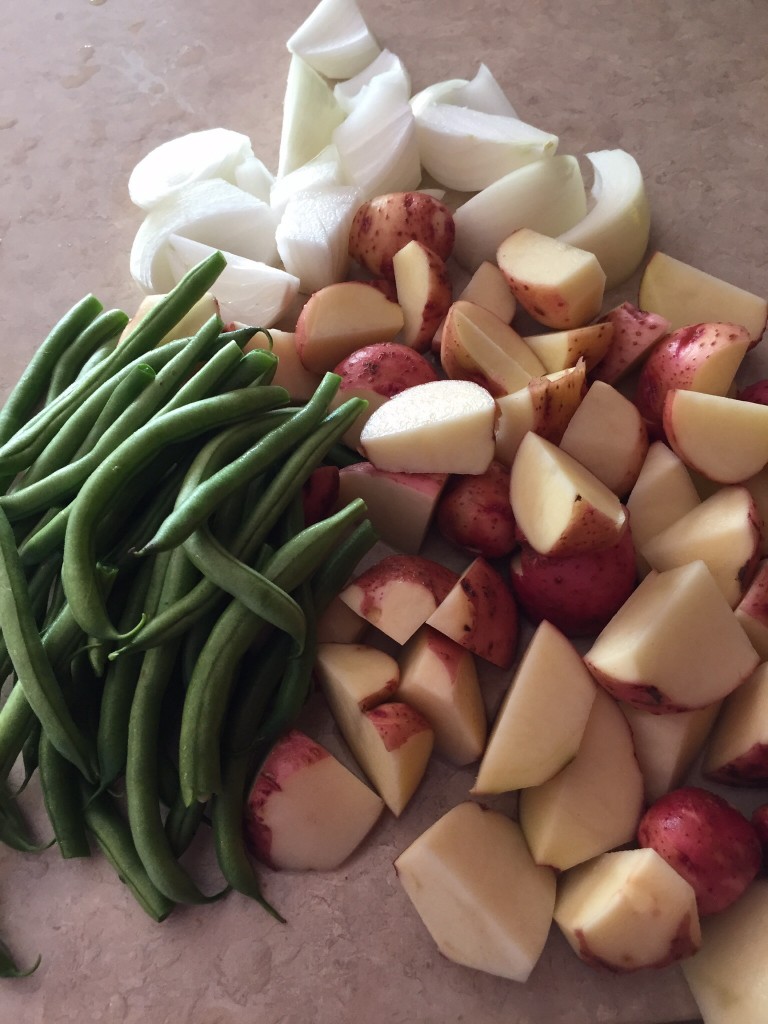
(591, 301, 670, 385)
(393, 240, 452, 352)
(702, 662, 768, 786)
(302, 464, 339, 526)
(638, 786, 762, 915)
(510, 526, 637, 638)
(436, 461, 517, 559)
(426, 557, 518, 669)
(634, 321, 750, 438)
(738, 379, 768, 405)
(751, 805, 768, 865)
(349, 191, 455, 279)
(339, 554, 459, 644)
(243, 730, 384, 871)
(355, 702, 435, 815)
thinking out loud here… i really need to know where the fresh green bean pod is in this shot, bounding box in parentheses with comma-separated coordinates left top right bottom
(0, 294, 103, 446)
(164, 790, 208, 858)
(218, 349, 278, 392)
(39, 732, 91, 858)
(45, 308, 130, 404)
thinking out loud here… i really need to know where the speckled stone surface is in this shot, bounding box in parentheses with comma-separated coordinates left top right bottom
(1, 0, 766, 1020)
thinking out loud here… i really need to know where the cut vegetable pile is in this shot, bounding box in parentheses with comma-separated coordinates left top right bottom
(3, 0, 768, 1020)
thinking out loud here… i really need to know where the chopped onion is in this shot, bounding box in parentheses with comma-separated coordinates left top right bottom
(410, 78, 469, 118)
(130, 180, 279, 293)
(166, 235, 300, 328)
(447, 64, 518, 117)
(277, 55, 345, 178)
(234, 155, 275, 202)
(270, 144, 343, 215)
(333, 79, 421, 199)
(416, 104, 558, 192)
(286, 0, 380, 80)
(558, 149, 651, 289)
(128, 128, 254, 211)
(453, 155, 587, 271)
(275, 185, 362, 294)
(333, 49, 411, 113)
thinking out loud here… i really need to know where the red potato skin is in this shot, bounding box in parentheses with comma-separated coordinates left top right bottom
(333, 342, 440, 398)
(751, 805, 768, 870)
(591, 302, 670, 385)
(397, 243, 453, 352)
(439, 557, 519, 669)
(573, 915, 700, 973)
(704, 743, 768, 786)
(634, 322, 751, 438)
(510, 527, 637, 638)
(243, 730, 329, 870)
(365, 701, 433, 752)
(436, 462, 517, 559)
(302, 465, 340, 527)
(637, 785, 762, 915)
(349, 192, 455, 280)
(737, 379, 768, 405)
(350, 555, 459, 617)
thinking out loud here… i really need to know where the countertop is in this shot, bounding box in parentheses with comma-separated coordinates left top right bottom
(1, 0, 766, 1021)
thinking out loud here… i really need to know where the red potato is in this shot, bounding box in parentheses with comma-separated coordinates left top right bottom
(348, 191, 455, 279)
(633, 321, 751, 438)
(638, 786, 762, 916)
(735, 558, 768, 659)
(435, 461, 517, 559)
(302, 464, 339, 526)
(243, 730, 384, 871)
(524, 322, 614, 375)
(702, 662, 768, 786)
(738, 379, 768, 404)
(510, 526, 637, 638)
(392, 240, 453, 351)
(590, 301, 670, 385)
(751, 805, 768, 866)
(332, 341, 440, 450)
(426, 556, 519, 669)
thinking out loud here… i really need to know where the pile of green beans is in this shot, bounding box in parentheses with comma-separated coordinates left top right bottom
(0, 251, 377, 962)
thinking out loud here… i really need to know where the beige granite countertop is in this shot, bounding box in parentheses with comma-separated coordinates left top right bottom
(1, 0, 766, 1021)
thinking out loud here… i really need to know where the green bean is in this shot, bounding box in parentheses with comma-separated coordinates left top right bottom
(18, 717, 41, 792)
(0, 683, 36, 782)
(80, 784, 175, 922)
(45, 308, 130, 404)
(178, 498, 368, 806)
(2, 316, 226, 521)
(70, 362, 156, 461)
(39, 732, 91, 858)
(0, 294, 103, 446)
(62, 385, 290, 642)
(325, 442, 366, 468)
(164, 790, 208, 858)
(0, 252, 227, 464)
(114, 399, 365, 655)
(0, 779, 49, 853)
(310, 518, 380, 618)
(138, 372, 342, 554)
(218, 349, 278, 392)
(158, 339, 244, 412)
(0, 938, 41, 978)
(0, 508, 95, 780)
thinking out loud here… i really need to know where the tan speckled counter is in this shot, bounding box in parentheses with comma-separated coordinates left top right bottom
(1, 0, 766, 1021)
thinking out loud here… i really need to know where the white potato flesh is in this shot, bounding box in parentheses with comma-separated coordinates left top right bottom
(473, 620, 597, 793)
(395, 802, 556, 983)
(702, 662, 768, 782)
(453, 155, 586, 270)
(243, 328, 321, 402)
(494, 363, 586, 466)
(626, 441, 701, 561)
(523, 322, 613, 374)
(286, 0, 380, 80)
(315, 642, 400, 717)
(639, 251, 768, 345)
(558, 149, 651, 289)
(351, 702, 434, 816)
(736, 559, 768, 658)
(360, 379, 496, 475)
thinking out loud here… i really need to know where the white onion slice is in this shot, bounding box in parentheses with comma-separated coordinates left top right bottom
(275, 185, 362, 294)
(234, 155, 275, 202)
(333, 49, 411, 113)
(453, 155, 587, 271)
(270, 144, 343, 216)
(128, 128, 254, 211)
(166, 235, 300, 328)
(410, 78, 469, 117)
(286, 0, 380, 80)
(415, 104, 558, 192)
(130, 180, 279, 293)
(447, 64, 518, 117)
(277, 55, 345, 178)
(558, 149, 651, 289)
(333, 79, 421, 199)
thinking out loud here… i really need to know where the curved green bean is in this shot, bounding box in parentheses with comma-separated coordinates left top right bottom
(39, 732, 91, 859)
(45, 308, 130, 404)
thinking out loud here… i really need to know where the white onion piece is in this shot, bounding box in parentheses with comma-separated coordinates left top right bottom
(410, 78, 469, 117)
(270, 144, 343, 216)
(277, 55, 345, 178)
(453, 155, 587, 271)
(333, 49, 411, 113)
(416, 104, 558, 192)
(275, 185, 362, 294)
(286, 0, 380, 80)
(234, 155, 275, 202)
(166, 235, 300, 328)
(128, 129, 254, 211)
(130, 180, 279, 293)
(333, 80, 421, 199)
(448, 64, 518, 117)
(558, 149, 651, 289)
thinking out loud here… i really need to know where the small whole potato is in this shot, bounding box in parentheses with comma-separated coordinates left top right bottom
(509, 526, 637, 637)
(638, 785, 762, 915)
(349, 192, 455, 279)
(436, 461, 517, 559)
